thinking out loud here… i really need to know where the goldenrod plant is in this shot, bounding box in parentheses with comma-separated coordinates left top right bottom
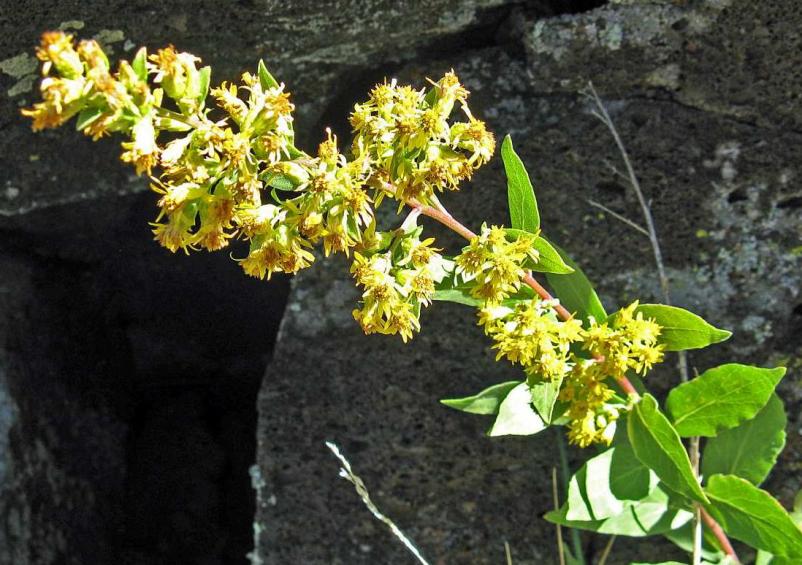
(24, 31, 801, 564)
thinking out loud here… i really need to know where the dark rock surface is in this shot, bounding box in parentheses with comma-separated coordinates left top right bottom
(0, 0, 799, 564)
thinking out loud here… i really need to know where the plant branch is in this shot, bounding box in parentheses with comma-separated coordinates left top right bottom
(701, 507, 740, 563)
(597, 535, 616, 565)
(384, 185, 640, 398)
(587, 199, 649, 236)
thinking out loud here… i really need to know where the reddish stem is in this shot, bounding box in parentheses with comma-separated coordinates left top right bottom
(701, 507, 740, 563)
(400, 194, 645, 397)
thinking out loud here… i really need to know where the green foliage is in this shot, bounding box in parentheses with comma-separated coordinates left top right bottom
(487, 383, 546, 437)
(666, 363, 786, 437)
(704, 475, 802, 558)
(440, 381, 520, 415)
(626, 304, 731, 351)
(543, 241, 607, 322)
(504, 229, 574, 274)
(702, 394, 786, 486)
(257, 59, 280, 89)
(546, 482, 691, 537)
(501, 135, 539, 233)
(628, 394, 708, 504)
(528, 375, 563, 423)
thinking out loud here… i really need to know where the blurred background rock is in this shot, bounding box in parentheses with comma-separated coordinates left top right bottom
(1, 1, 799, 563)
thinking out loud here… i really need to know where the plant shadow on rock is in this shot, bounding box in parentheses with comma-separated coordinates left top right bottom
(0, 191, 289, 565)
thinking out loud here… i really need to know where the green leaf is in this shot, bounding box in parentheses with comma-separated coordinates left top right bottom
(627, 394, 708, 504)
(257, 59, 280, 89)
(568, 448, 625, 520)
(501, 135, 539, 233)
(610, 435, 659, 501)
(440, 381, 520, 416)
(564, 437, 658, 522)
(756, 497, 802, 564)
(432, 274, 534, 308)
(705, 474, 802, 558)
(132, 47, 147, 82)
(666, 364, 786, 437)
(628, 304, 731, 351)
(543, 241, 607, 323)
(532, 236, 574, 274)
(702, 393, 786, 485)
(630, 562, 687, 565)
(197, 66, 211, 105)
(529, 375, 563, 423)
(503, 229, 573, 274)
(546, 483, 692, 537)
(75, 107, 103, 131)
(488, 383, 547, 437)
(264, 172, 296, 191)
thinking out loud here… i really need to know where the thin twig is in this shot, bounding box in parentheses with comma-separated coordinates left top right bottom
(552, 467, 567, 565)
(597, 536, 616, 565)
(587, 199, 650, 236)
(504, 540, 514, 565)
(583, 82, 731, 565)
(583, 82, 689, 382)
(326, 442, 430, 565)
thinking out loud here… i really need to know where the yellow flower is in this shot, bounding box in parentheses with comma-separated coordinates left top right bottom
(455, 224, 538, 304)
(36, 31, 84, 79)
(120, 116, 160, 175)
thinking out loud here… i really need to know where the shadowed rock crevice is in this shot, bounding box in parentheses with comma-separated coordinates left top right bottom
(0, 194, 290, 565)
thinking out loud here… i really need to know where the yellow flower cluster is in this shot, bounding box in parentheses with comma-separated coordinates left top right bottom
(584, 300, 665, 376)
(562, 302, 664, 446)
(22, 33, 491, 312)
(479, 297, 664, 447)
(479, 300, 584, 380)
(455, 225, 539, 303)
(350, 72, 495, 204)
(351, 226, 451, 342)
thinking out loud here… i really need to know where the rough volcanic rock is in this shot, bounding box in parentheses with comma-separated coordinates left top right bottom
(254, 0, 801, 563)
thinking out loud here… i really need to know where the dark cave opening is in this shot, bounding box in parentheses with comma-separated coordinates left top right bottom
(1, 191, 290, 564)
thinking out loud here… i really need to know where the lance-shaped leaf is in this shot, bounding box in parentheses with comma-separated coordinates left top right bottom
(666, 364, 786, 437)
(705, 474, 802, 558)
(440, 381, 520, 415)
(628, 394, 708, 504)
(432, 275, 535, 308)
(75, 107, 103, 131)
(257, 59, 280, 89)
(546, 483, 692, 537)
(543, 241, 607, 323)
(528, 374, 563, 424)
(628, 304, 731, 351)
(197, 66, 211, 105)
(488, 383, 547, 437)
(132, 47, 147, 81)
(501, 135, 539, 234)
(702, 394, 786, 485)
(504, 229, 573, 275)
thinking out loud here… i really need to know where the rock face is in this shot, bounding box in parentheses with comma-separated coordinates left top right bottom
(1, 0, 800, 564)
(254, 0, 802, 564)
